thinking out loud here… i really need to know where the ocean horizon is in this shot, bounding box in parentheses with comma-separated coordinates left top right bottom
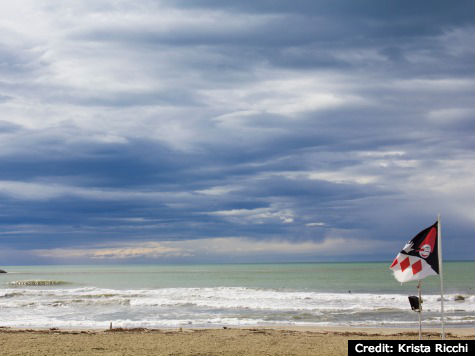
(1, 262, 473, 329)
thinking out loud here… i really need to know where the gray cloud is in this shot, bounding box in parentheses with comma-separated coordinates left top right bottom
(0, 0, 473, 264)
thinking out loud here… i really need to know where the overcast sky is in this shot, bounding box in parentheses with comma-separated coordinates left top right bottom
(0, 0, 474, 264)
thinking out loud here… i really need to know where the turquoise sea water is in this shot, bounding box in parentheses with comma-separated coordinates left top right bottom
(0, 262, 473, 329)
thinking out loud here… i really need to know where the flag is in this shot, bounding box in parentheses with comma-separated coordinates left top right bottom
(390, 222, 439, 283)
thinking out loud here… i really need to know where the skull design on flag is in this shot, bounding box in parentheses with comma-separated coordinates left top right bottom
(390, 222, 439, 283)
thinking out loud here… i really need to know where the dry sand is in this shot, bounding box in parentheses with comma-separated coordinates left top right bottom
(0, 326, 473, 356)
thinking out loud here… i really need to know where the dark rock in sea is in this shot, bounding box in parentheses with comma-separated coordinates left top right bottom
(8, 280, 69, 286)
(0, 269, 6, 273)
(454, 295, 465, 301)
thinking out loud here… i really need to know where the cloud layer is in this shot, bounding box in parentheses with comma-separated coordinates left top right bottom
(0, 1, 473, 264)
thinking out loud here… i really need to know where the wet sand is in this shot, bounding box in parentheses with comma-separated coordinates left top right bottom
(0, 326, 472, 356)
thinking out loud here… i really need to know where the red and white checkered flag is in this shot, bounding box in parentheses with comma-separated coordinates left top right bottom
(390, 222, 439, 283)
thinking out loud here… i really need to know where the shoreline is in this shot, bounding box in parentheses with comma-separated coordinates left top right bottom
(1, 324, 473, 333)
(1, 325, 473, 336)
(1, 326, 473, 356)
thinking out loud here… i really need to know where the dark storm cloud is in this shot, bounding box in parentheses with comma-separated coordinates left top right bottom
(0, 0, 473, 263)
(171, 0, 473, 45)
(173, 0, 468, 19)
(73, 4, 472, 77)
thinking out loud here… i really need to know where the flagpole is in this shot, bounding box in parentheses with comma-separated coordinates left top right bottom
(437, 214, 445, 339)
(417, 280, 422, 340)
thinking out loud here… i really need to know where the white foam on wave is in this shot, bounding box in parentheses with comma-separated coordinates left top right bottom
(4, 287, 472, 312)
(1, 286, 473, 329)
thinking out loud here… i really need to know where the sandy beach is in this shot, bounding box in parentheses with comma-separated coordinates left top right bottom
(0, 326, 472, 356)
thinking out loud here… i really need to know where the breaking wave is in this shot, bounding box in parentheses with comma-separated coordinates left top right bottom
(0, 286, 473, 329)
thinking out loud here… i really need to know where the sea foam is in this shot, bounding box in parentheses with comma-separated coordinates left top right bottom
(0, 286, 473, 329)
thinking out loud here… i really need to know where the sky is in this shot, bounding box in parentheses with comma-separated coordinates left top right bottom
(0, 0, 474, 265)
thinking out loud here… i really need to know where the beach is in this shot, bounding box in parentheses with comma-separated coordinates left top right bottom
(0, 326, 472, 356)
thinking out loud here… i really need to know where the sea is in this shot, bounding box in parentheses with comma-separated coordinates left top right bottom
(0, 262, 473, 329)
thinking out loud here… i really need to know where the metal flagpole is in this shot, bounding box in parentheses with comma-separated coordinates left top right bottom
(417, 280, 422, 340)
(437, 214, 445, 339)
